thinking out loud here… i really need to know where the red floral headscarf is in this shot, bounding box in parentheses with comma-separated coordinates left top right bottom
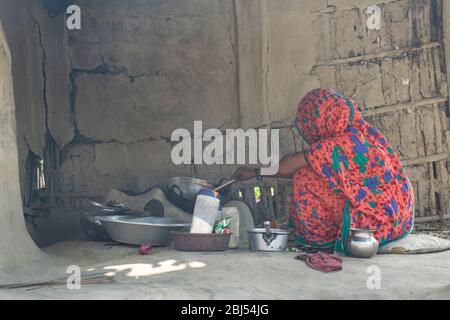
(291, 88, 414, 254)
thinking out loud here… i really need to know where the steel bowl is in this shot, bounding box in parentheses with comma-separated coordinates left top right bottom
(345, 228, 379, 258)
(100, 215, 191, 246)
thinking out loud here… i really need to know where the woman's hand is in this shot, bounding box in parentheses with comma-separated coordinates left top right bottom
(231, 152, 308, 181)
(232, 167, 258, 181)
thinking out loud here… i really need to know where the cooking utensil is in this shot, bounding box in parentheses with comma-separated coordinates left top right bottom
(166, 176, 237, 213)
(213, 177, 235, 196)
(248, 221, 290, 252)
(167, 177, 212, 201)
(214, 179, 237, 192)
(80, 214, 112, 241)
(171, 232, 231, 252)
(344, 228, 379, 258)
(166, 177, 213, 213)
(100, 215, 190, 246)
(82, 202, 131, 241)
(89, 200, 152, 216)
(105, 200, 131, 211)
(89, 201, 123, 213)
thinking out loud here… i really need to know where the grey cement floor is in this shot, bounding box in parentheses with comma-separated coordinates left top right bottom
(0, 241, 449, 300)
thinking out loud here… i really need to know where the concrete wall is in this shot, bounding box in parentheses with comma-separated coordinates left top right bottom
(0, 0, 241, 201)
(59, 0, 240, 195)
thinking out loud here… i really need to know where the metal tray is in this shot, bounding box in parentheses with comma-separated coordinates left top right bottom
(100, 215, 190, 246)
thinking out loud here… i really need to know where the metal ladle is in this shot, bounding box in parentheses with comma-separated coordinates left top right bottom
(213, 179, 237, 192)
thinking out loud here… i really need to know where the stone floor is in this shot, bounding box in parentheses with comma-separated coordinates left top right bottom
(0, 241, 449, 300)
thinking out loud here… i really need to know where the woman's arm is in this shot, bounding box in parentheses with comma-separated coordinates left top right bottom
(232, 151, 308, 181)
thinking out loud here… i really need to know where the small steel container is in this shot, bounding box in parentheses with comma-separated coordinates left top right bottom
(345, 228, 379, 258)
(248, 221, 290, 252)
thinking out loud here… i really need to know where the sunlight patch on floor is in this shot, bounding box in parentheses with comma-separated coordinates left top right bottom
(102, 259, 207, 278)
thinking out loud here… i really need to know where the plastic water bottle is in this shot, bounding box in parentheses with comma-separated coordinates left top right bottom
(190, 189, 221, 234)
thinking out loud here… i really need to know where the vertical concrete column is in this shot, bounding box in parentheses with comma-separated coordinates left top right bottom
(233, 0, 271, 129)
(443, 0, 450, 102)
(0, 21, 40, 267)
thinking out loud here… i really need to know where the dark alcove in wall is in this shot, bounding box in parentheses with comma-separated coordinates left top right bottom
(40, 0, 73, 16)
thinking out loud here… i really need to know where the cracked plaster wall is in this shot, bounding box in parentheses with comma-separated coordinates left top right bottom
(62, 0, 241, 194)
(1, 0, 242, 198)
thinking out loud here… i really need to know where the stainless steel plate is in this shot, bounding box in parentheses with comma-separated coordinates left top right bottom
(100, 215, 191, 246)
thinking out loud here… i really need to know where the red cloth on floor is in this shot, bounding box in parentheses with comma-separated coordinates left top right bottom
(295, 252, 343, 273)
